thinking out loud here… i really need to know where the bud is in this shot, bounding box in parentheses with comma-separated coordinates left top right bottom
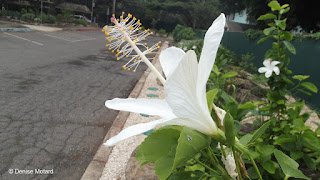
(223, 113, 235, 147)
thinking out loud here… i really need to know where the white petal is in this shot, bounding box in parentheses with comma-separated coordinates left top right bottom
(258, 67, 268, 73)
(105, 98, 174, 117)
(263, 59, 272, 69)
(273, 66, 280, 75)
(271, 61, 280, 67)
(159, 47, 185, 79)
(104, 118, 170, 146)
(265, 70, 273, 78)
(163, 118, 216, 135)
(197, 13, 225, 114)
(212, 104, 226, 124)
(165, 50, 217, 135)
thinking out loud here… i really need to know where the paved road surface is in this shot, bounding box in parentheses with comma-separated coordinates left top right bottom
(0, 30, 166, 179)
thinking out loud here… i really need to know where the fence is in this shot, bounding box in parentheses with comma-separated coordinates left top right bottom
(221, 32, 320, 110)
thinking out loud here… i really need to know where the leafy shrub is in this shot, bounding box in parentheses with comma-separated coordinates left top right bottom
(34, 18, 41, 24)
(73, 19, 87, 26)
(158, 28, 166, 35)
(172, 24, 195, 42)
(244, 29, 263, 40)
(21, 13, 35, 22)
(240, 53, 257, 73)
(56, 8, 73, 23)
(40, 13, 56, 23)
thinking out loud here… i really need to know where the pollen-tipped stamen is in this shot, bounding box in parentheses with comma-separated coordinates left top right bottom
(102, 13, 166, 84)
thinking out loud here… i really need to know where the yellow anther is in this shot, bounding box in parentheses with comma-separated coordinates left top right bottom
(159, 41, 161, 43)
(147, 46, 149, 49)
(117, 19, 119, 22)
(133, 17, 136, 20)
(120, 16, 123, 19)
(128, 13, 132, 18)
(112, 50, 114, 53)
(122, 65, 126, 69)
(133, 70, 136, 72)
(109, 29, 112, 32)
(117, 49, 119, 52)
(112, 14, 115, 17)
(105, 31, 109, 35)
(145, 43, 147, 45)
(123, 52, 125, 55)
(108, 48, 111, 50)
(117, 57, 119, 60)
(153, 57, 155, 60)
(127, 68, 130, 70)
(143, 38, 145, 40)
(149, 52, 152, 54)
(139, 27, 142, 30)
(122, 11, 125, 14)
(117, 45, 119, 47)
(126, 55, 129, 58)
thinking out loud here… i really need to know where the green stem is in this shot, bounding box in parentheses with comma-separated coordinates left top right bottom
(193, 158, 220, 175)
(232, 146, 243, 180)
(249, 155, 263, 180)
(284, 175, 290, 180)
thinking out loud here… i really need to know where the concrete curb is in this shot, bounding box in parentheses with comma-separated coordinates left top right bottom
(80, 41, 169, 180)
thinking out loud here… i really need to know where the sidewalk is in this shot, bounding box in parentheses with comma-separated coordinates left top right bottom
(81, 41, 169, 180)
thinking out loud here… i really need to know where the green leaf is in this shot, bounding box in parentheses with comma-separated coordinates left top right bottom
(257, 36, 269, 44)
(282, 31, 293, 41)
(283, 41, 296, 54)
(297, 89, 312, 96)
(258, 13, 277, 20)
(290, 151, 304, 160)
(301, 131, 320, 151)
(239, 134, 252, 145)
(220, 71, 237, 79)
(154, 145, 176, 180)
(274, 149, 310, 180)
(275, 19, 286, 30)
(263, 27, 276, 35)
(185, 164, 205, 172)
(303, 155, 316, 170)
(224, 102, 238, 118)
(224, 113, 235, 146)
(239, 102, 256, 109)
(173, 127, 210, 170)
(248, 121, 271, 144)
(268, 1, 281, 11)
(281, 4, 289, 9)
(292, 75, 309, 81)
(212, 65, 220, 76)
(261, 160, 276, 174)
(206, 88, 219, 113)
(274, 134, 296, 145)
(136, 126, 181, 166)
(301, 82, 318, 93)
(280, 7, 290, 14)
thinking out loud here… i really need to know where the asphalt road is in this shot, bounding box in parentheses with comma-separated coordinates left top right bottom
(0, 30, 166, 180)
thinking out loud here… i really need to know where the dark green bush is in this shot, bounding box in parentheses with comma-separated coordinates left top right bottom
(172, 24, 195, 42)
(244, 29, 263, 40)
(158, 28, 166, 35)
(21, 13, 35, 22)
(73, 19, 87, 26)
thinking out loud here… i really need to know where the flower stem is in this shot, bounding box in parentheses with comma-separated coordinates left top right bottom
(249, 155, 263, 180)
(232, 146, 243, 180)
(193, 158, 219, 175)
(112, 18, 166, 84)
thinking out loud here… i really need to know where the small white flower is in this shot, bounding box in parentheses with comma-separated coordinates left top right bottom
(258, 59, 280, 78)
(183, 47, 188, 51)
(192, 45, 197, 49)
(104, 14, 226, 147)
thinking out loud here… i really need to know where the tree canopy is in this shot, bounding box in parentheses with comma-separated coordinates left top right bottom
(221, 0, 320, 32)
